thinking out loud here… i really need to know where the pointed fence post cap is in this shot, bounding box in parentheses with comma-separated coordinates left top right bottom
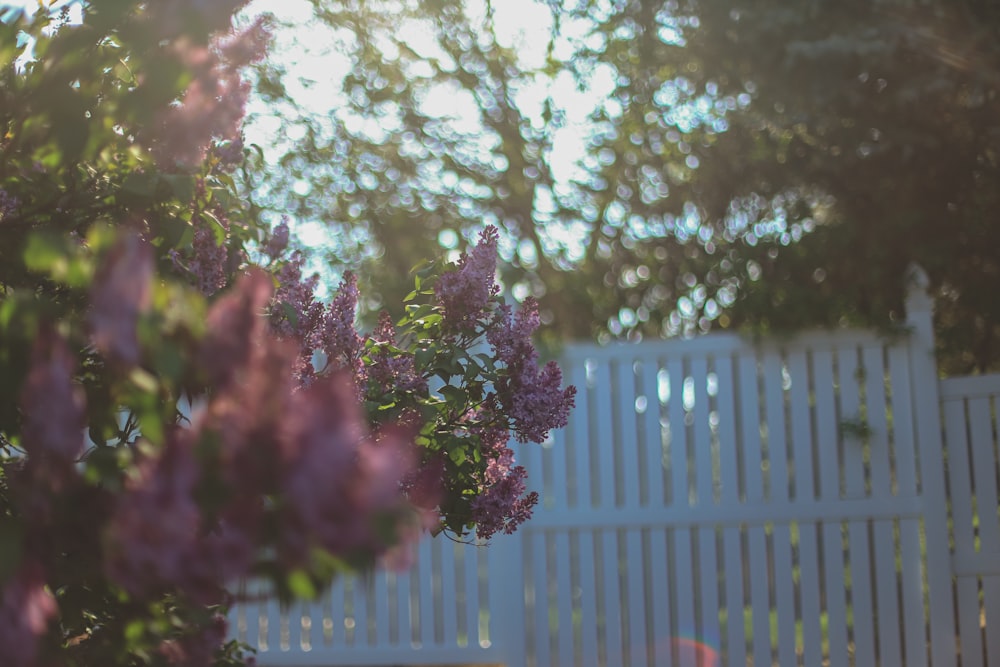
(905, 263, 933, 315)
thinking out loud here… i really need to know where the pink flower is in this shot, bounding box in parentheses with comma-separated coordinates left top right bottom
(0, 564, 57, 667)
(19, 328, 85, 469)
(89, 232, 153, 366)
(435, 226, 500, 330)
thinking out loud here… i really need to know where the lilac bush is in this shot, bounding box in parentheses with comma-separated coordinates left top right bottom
(0, 3, 574, 666)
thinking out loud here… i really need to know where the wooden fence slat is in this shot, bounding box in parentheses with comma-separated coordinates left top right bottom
(691, 356, 713, 507)
(373, 571, 389, 648)
(696, 526, 721, 667)
(887, 346, 919, 496)
(813, 348, 849, 666)
(944, 399, 984, 665)
(797, 521, 824, 667)
(969, 397, 1000, 554)
(648, 529, 673, 667)
(578, 531, 599, 667)
(463, 543, 480, 650)
(773, 523, 798, 667)
(673, 528, 700, 667)
(847, 521, 877, 666)
(872, 518, 903, 667)
(554, 530, 574, 666)
(417, 538, 435, 647)
(762, 351, 789, 503)
(747, 525, 772, 667)
(439, 539, 458, 649)
(550, 420, 569, 512)
(600, 529, 623, 665)
(530, 531, 551, 667)
(623, 528, 647, 666)
(617, 360, 642, 510)
(595, 362, 616, 509)
(668, 358, 689, 507)
(642, 359, 666, 507)
(899, 516, 929, 667)
(721, 525, 746, 667)
(838, 347, 866, 499)
(571, 362, 593, 510)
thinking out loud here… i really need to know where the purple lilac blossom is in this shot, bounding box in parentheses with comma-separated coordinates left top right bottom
(89, 232, 153, 366)
(310, 272, 366, 387)
(279, 373, 413, 563)
(469, 423, 538, 539)
(187, 212, 229, 295)
(19, 328, 85, 470)
(0, 189, 18, 221)
(104, 430, 203, 597)
(148, 14, 270, 168)
(265, 217, 290, 258)
(435, 226, 500, 330)
(0, 564, 57, 667)
(487, 299, 576, 443)
(367, 312, 426, 395)
(199, 269, 274, 388)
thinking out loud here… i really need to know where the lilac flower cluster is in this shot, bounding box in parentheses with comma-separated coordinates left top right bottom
(367, 312, 426, 396)
(469, 423, 538, 539)
(19, 329, 85, 473)
(487, 299, 577, 443)
(311, 272, 365, 381)
(188, 213, 229, 296)
(89, 233, 153, 366)
(104, 272, 418, 600)
(0, 565, 57, 667)
(435, 226, 500, 330)
(0, 188, 18, 221)
(147, 12, 271, 168)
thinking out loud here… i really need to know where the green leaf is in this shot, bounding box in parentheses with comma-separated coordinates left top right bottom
(439, 384, 467, 405)
(0, 519, 23, 583)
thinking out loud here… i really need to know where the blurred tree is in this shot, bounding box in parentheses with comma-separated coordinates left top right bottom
(254, 0, 1000, 372)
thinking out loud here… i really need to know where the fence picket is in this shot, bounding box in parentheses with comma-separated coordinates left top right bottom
(578, 531, 599, 667)
(555, 530, 574, 666)
(814, 348, 849, 667)
(648, 528, 673, 667)
(571, 362, 592, 510)
(839, 348, 876, 667)
(788, 350, 824, 667)
(887, 345, 928, 667)
(530, 531, 551, 667)
(667, 357, 688, 508)
(641, 358, 666, 507)
(600, 529, 623, 665)
(595, 362, 615, 509)
(672, 528, 699, 667)
(618, 360, 642, 510)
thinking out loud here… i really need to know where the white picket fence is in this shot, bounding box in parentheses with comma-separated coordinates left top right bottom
(231, 275, 1000, 666)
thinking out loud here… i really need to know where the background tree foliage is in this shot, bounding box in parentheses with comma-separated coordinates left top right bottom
(253, 0, 1000, 373)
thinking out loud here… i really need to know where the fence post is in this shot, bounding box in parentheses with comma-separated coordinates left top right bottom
(904, 264, 957, 667)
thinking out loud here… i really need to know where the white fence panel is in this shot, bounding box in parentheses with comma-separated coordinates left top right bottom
(228, 283, 997, 667)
